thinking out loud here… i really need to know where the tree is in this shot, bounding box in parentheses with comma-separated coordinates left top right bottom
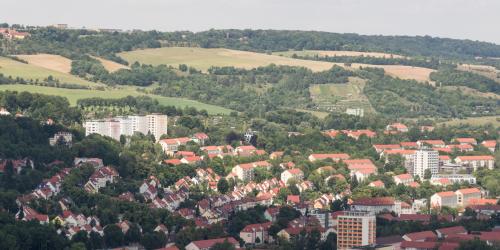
(217, 179, 229, 194)
(424, 169, 432, 180)
(458, 238, 493, 250)
(140, 232, 167, 250)
(211, 239, 236, 250)
(124, 223, 141, 244)
(104, 224, 124, 248)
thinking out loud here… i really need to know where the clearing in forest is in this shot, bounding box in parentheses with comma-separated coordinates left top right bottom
(457, 64, 500, 83)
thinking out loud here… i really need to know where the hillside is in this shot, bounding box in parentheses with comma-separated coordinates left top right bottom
(118, 47, 336, 72)
(0, 84, 232, 114)
(0, 56, 99, 87)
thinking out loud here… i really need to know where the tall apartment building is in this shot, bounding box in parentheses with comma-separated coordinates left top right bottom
(411, 148, 439, 179)
(337, 211, 376, 250)
(84, 114, 168, 141)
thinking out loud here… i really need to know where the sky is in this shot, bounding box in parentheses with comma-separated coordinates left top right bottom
(1, 0, 499, 44)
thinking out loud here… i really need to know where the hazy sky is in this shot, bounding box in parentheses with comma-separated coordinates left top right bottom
(1, 0, 499, 44)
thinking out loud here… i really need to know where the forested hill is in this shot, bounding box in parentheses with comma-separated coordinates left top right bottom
(3, 27, 500, 61)
(194, 29, 500, 59)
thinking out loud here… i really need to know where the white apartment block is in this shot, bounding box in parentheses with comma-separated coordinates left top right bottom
(84, 114, 167, 141)
(412, 148, 439, 179)
(430, 174, 476, 185)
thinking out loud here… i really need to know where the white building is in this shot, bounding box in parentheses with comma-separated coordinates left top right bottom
(84, 114, 167, 141)
(430, 174, 476, 185)
(412, 148, 439, 179)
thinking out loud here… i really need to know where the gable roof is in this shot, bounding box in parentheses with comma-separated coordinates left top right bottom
(189, 237, 238, 248)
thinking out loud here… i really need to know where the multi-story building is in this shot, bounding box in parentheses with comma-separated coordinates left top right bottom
(455, 155, 495, 171)
(49, 132, 73, 146)
(337, 211, 376, 250)
(412, 148, 439, 178)
(431, 191, 458, 208)
(84, 114, 168, 141)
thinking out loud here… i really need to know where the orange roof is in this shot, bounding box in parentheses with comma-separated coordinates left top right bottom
(287, 168, 304, 175)
(373, 144, 401, 150)
(456, 155, 494, 161)
(467, 198, 498, 206)
(394, 173, 412, 180)
(436, 191, 456, 197)
(322, 130, 340, 138)
(370, 180, 385, 187)
(482, 140, 497, 148)
(456, 187, 481, 195)
(439, 155, 451, 160)
(400, 141, 418, 148)
(455, 138, 477, 144)
(384, 149, 416, 155)
(352, 197, 395, 206)
(344, 159, 373, 165)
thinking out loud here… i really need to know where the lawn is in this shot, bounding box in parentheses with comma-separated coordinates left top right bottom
(0, 56, 100, 87)
(0, 84, 233, 115)
(118, 47, 336, 72)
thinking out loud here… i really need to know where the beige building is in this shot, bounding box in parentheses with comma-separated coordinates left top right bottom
(337, 211, 376, 250)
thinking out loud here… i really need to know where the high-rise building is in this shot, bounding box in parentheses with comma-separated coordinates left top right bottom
(412, 148, 439, 178)
(84, 114, 168, 141)
(337, 211, 376, 250)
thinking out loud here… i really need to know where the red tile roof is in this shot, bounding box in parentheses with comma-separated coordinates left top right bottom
(190, 237, 238, 249)
(436, 226, 467, 236)
(456, 188, 481, 195)
(436, 191, 456, 197)
(456, 155, 494, 161)
(404, 230, 436, 241)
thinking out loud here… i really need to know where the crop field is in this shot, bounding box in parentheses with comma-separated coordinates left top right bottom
(457, 64, 500, 83)
(118, 47, 336, 72)
(15, 54, 72, 73)
(0, 56, 100, 87)
(274, 50, 405, 59)
(92, 56, 130, 72)
(309, 77, 374, 113)
(0, 84, 233, 115)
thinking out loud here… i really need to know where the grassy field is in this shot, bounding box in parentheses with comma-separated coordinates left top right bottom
(118, 47, 336, 72)
(440, 86, 500, 99)
(309, 77, 374, 113)
(438, 116, 500, 127)
(274, 50, 405, 59)
(0, 56, 100, 87)
(0, 84, 233, 115)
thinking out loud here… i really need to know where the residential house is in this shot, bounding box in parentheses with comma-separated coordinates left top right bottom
(453, 138, 477, 145)
(281, 168, 304, 185)
(393, 173, 414, 185)
(373, 144, 401, 153)
(417, 140, 446, 148)
(191, 132, 209, 145)
(430, 191, 458, 208)
(239, 222, 273, 245)
(386, 123, 409, 133)
(159, 137, 192, 155)
(369, 180, 385, 188)
(435, 226, 467, 239)
(481, 140, 496, 153)
(455, 155, 495, 170)
(84, 166, 119, 193)
(351, 197, 403, 215)
(455, 188, 481, 207)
